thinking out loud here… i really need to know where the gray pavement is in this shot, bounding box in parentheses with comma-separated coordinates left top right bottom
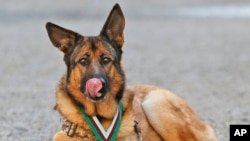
(1, 0, 250, 141)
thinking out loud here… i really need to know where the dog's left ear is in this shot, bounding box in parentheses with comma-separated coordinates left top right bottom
(100, 3, 125, 48)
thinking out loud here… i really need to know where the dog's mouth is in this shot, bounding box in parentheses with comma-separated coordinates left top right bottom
(80, 77, 108, 101)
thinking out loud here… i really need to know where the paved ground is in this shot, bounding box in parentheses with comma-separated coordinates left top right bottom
(1, 0, 250, 141)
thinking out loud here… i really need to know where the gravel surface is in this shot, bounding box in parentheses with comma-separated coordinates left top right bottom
(1, 0, 250, 141)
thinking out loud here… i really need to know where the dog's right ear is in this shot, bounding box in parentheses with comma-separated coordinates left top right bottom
(46, 22, 82, 53)
(100, 4, 125, 48)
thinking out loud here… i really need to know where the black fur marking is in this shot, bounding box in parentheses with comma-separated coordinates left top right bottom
(102, 36, 123, 61)
(88, 37, 97, 52)
(64, 38, 85, 82)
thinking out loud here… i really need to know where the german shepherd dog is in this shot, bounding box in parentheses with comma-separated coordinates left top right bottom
(46, 4, 217, 141)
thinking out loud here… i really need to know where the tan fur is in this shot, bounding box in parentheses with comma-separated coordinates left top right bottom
(131, 85, 216, 141)
(46, 4, 217, 141)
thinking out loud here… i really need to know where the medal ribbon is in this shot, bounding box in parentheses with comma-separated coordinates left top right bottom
(79, 101, 122, 141)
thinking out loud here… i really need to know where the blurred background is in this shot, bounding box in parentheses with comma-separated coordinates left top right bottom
(1, 0, 250, 140)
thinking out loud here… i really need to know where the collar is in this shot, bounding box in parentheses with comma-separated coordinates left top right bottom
(61, 118, 96, 140)
(61, 100, 143, 140)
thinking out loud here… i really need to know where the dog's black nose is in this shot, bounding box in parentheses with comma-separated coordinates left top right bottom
(98, 77, 106, 88)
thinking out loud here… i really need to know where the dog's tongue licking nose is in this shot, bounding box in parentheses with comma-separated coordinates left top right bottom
(86, 78, 103, 97)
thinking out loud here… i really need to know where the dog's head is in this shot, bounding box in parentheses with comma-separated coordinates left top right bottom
(46, 4, 125, 105)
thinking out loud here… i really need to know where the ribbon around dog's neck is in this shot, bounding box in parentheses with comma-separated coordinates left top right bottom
(79, 101, 122, 141)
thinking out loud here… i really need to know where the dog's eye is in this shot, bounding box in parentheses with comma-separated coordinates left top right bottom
(79, 58, 89, 66)
(102, 57, 111, 65)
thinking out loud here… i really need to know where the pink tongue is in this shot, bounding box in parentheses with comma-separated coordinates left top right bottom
(86, 78, 103, 97)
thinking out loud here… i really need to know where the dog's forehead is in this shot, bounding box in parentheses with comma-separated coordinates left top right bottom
(76, 36, 117, 58)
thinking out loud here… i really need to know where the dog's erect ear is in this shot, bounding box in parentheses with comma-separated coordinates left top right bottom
(100, 3, 125, 48)
(46, 22, 82, 53)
